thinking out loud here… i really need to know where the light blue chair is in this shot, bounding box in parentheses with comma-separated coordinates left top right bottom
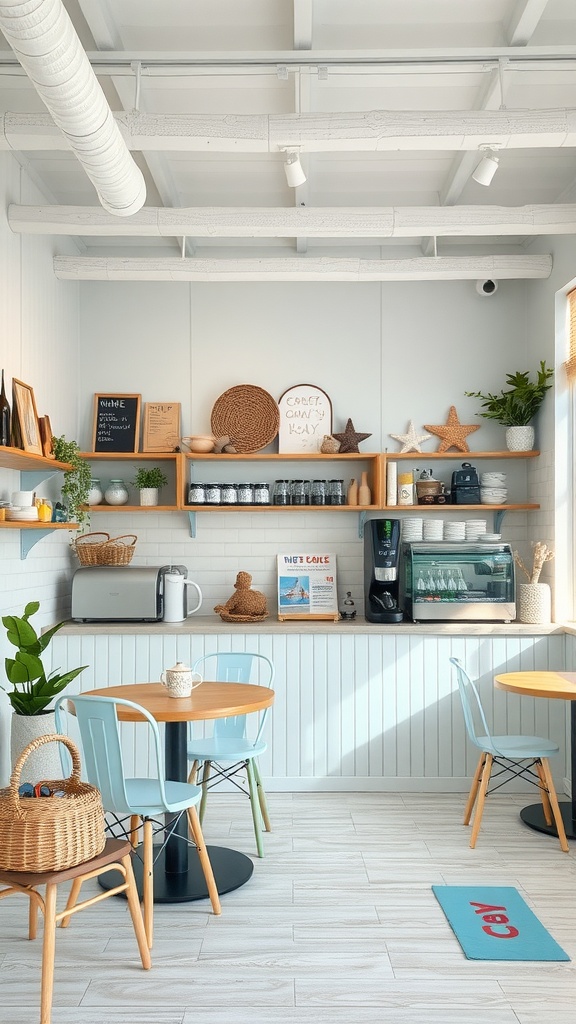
(186, 652, 274, 857)
(55, 693, 221, 947)
(449, 657, 568, 852)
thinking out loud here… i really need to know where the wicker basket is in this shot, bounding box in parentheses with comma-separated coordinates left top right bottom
(74, 532, 137, 566)
(0, 734, 106, 873)
(211, 384, 279, 453)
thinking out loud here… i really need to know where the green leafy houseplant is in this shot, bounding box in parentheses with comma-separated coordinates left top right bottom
(1, 601, 87, 716)
(132, 467, 168, 490)
(52, 434, 92, 528)
(465, 361, 553, 426)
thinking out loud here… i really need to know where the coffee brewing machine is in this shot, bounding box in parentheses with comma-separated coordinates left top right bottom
(364, 518, 404, 623)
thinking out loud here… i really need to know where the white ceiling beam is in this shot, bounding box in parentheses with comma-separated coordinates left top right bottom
(293, 0, 313, 50)
(2, 108, 576, 153)
(11, 204, 576, 238)
(506, 0, 550, 46)
(53, 254, 552, 282)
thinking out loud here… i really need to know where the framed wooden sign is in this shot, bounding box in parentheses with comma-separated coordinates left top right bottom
(142, 402, 181, 452)
(278, 383, 332, 453)
(11, 378, 43, 455)
(92, 393, 141, 453)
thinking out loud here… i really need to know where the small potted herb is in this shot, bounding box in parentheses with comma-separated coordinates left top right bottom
(132, 466, 168, 506)
(465, 361, 553, 450)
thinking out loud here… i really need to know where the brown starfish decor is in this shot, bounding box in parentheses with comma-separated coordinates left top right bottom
(424, 405, 480, 453)
(332, 418, 372, 454)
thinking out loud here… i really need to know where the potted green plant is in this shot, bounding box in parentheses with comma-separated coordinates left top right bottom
(465, 361, 553, 450)
(1, 601, 87, 777)
(51, 435, 92, 527)
(132, 466, 168, 506)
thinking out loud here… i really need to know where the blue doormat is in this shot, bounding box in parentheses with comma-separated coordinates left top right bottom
(432, 885, 569, 961)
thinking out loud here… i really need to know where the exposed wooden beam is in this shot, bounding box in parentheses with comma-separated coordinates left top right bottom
(2, 108, 576, 153)
(10, 204, 576, 238)
(53, 254, 552, 282)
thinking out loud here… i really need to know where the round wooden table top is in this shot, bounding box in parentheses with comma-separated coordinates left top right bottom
(81, 681, 275, 722)
(494, 670, 576, 701)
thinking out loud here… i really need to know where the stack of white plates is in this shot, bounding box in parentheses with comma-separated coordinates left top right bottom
(423, 519, 444, 541)
(444, 521, 466, 541)
(402, 517, 424, 541)
(481, 472, 506, 487)
(480, 487, 508, 504)
(6, 506, 39, 521)
(465, 519, 487, 540)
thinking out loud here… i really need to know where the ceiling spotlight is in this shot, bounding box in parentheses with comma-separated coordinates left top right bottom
(471, 146, 500, 187)
(283, 148, 306, 187)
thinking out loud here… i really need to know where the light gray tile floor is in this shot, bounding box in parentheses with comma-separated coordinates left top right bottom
(1, 791, 575, 1023)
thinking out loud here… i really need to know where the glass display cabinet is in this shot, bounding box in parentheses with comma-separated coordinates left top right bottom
(399, 542, 515, 622)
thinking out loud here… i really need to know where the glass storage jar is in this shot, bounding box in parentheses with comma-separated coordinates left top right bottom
(291, 480, 306, 505)
(253, 482, 270, 505)
(237, 483, 254, 505)
(188, 482, 206, 504)
(104, 479, 129, 505)
(273, 479, 290, 505)
(220, 483, 238, 505)
(311, 479, 327, 505)
(87, 478, 103, 505)
(204, 483, 222, 505)
(327, 479, 345, 505)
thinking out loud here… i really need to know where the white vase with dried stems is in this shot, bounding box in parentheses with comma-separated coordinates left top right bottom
(514, 542, 554, 624)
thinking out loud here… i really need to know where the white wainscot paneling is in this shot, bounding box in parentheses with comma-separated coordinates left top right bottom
(50, 631, 569, 794)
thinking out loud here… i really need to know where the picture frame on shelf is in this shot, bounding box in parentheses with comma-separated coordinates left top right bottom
(142, 401, 181, 452)
(277, 383, 333, 454)
(92, 393, 141, 453)
(11, 378, 42, 455)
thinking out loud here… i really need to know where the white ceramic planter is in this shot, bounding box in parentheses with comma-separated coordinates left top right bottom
(11, 712, 64, 783)
(506, 425, 535, 451)
(517, 583, 551, 624)
(139, 487, 159, 506)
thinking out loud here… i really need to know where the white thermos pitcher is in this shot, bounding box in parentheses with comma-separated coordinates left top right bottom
(163, 572, 203, 622)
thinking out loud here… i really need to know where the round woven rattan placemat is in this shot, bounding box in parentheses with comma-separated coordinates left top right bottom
(216, 612, 269, 623)
(210, 384, 279, 453)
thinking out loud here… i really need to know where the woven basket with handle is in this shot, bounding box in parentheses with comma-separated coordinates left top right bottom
(73, 532, 137, 566)
(0, 734, 105, 873)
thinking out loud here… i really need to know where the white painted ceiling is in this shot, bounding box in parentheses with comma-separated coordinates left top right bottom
(2, 0, 576, 271)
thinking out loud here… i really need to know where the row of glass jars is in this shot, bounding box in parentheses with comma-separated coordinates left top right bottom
(188, 479, 346, 506)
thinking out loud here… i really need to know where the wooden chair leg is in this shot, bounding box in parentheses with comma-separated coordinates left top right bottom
(28, 889, 39, 940)
(130, 814, 141, 848)
(246, 759, 264, 858)
(143, 818, 154, 948)
(539, 757, 569, 853)
(199, 761, 211, 824)
(121, 854, 152, 969)
(463, 753, 485, 826)
(40, 883, 58, 1024)
(186, 806, 221, 915)
(469, 752, 493, 849)
(253, 758, 272, 832)
(187, 759, 200, 785)
(60, 877, 83, 929)
(535, 760, 553, 825)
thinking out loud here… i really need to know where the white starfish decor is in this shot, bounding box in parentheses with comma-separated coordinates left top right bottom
(389, 420, 431, 454)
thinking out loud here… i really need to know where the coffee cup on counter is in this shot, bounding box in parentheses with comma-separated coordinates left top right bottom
(160, 662, 202, 698)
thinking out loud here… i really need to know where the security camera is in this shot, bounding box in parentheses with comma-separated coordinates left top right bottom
(476, 279, 498, 296)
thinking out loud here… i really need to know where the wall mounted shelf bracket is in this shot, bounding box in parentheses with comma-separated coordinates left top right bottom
(187, 512, 197, 538)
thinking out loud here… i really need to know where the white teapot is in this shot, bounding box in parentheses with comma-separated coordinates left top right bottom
(160, 661, 202, 698)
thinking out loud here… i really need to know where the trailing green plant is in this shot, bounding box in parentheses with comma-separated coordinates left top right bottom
(52, 435, 92, 528)
(465, 361, 553, 426)
(132, 466, 168, 490)
(1, 601, 87, 716)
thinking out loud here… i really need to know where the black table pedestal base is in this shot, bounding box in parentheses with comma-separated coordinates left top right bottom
(99, 845, 253, 903)
(520, 801, 576, 841)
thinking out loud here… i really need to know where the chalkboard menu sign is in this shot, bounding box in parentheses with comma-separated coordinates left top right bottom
(92, 393, 141, 452)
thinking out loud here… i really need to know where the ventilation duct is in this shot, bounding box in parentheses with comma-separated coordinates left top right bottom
(0, 0, 145, 216)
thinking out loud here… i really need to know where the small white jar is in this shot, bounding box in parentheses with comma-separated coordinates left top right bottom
(104, 479, 129, 505)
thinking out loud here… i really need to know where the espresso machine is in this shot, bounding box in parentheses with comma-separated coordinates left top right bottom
(364, 518, 404, 623)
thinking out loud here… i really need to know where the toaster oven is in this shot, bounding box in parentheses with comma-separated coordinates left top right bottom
(399, 542, 515, 622)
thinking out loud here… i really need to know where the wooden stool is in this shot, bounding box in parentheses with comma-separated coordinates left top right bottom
(0, 838, 151, 1024)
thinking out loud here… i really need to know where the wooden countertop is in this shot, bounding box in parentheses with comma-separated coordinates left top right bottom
(57, 616, 565, 637)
